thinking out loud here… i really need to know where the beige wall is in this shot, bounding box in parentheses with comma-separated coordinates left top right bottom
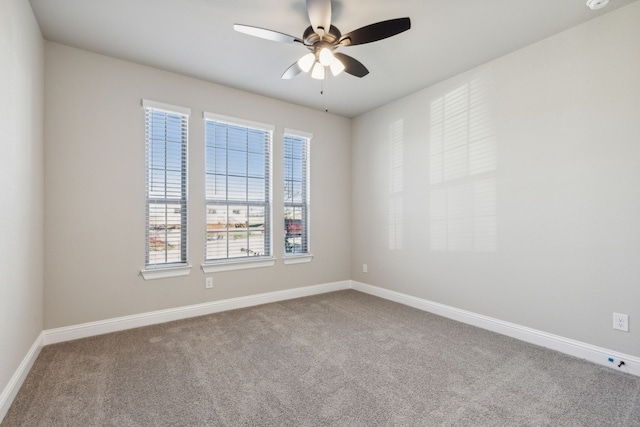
(43, 42, 352, 329)
(351, 2, 640, 357)
(0, 0, 45, 404)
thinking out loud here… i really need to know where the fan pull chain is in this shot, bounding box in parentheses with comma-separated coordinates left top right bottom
(321, 76, 329, 112)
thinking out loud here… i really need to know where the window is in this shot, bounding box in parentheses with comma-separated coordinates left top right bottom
(284, 130, 311, 261)
(204, 113, 273, 269)
(142, 100, 190, 278)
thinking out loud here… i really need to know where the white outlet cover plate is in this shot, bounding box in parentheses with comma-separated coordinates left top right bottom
(613, 313, 629, 332)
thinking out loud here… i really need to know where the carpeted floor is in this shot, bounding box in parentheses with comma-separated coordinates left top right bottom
(3, 290, 640, 426)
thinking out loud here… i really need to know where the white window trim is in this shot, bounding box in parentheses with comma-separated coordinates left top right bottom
(141, 265, 193, 280)
(142, 99, 191, 116)
(201, 257, 276, 273)
(284, 128, 313, 140)
(283, 254, 314, 265)
(203, 112, 275, 133)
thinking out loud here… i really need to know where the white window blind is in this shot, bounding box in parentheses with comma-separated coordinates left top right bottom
(144, 100, 189, 267)
(204, 113, 273, 261)
(284, 130, 311, 255)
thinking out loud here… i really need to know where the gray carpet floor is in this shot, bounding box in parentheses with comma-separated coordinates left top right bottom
(3, 290, 640, 426)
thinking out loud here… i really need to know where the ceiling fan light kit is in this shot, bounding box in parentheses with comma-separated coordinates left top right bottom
(234, 0, 411, 81)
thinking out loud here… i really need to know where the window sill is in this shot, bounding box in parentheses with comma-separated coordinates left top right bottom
(202, 257, 276, 273)
(141, 265, 192, 280)
(283, 254, 314, 265)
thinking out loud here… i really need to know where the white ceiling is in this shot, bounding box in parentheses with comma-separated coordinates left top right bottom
(29, 0, 638, 118)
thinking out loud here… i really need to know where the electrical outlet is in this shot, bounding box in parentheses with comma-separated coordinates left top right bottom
(362, 264, 368, 273)
(205, 277, 213, 289)
(613, 313, 628, 332)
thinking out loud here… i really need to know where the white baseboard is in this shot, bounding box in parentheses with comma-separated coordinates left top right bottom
(351, 281, 640, 377)
(0, 332, 44, 422)
(43, 280, 351, 345)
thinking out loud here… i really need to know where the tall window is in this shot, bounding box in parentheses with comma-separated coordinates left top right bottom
(204, 113, 273, 262)
(284, 130, 311, 255)
(143, 100, 190, 267)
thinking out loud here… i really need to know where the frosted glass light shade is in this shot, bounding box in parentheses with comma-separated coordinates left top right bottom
(311, 62, 325, 80)
(329, 57, 345, 76)
(319, 48, 334, 66)
(297, 53, 315, 73)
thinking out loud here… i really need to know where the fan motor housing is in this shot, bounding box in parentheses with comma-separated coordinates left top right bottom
(303, 25, 341, 46)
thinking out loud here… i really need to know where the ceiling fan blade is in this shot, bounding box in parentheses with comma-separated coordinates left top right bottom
(306, 0, 332, 37)
(281, 61, 304, 79)
(333, 53, 369, 78)
(234, 24, 303, 44)
(339, 17, 411, 46)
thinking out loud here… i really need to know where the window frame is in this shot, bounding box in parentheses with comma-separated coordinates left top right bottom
(141, 99, 192, 280)
(202, 112, 275, 273)
(283, 129, 313, 264)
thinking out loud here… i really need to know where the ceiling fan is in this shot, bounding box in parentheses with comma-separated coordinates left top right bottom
(234, 0, 411, 80)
